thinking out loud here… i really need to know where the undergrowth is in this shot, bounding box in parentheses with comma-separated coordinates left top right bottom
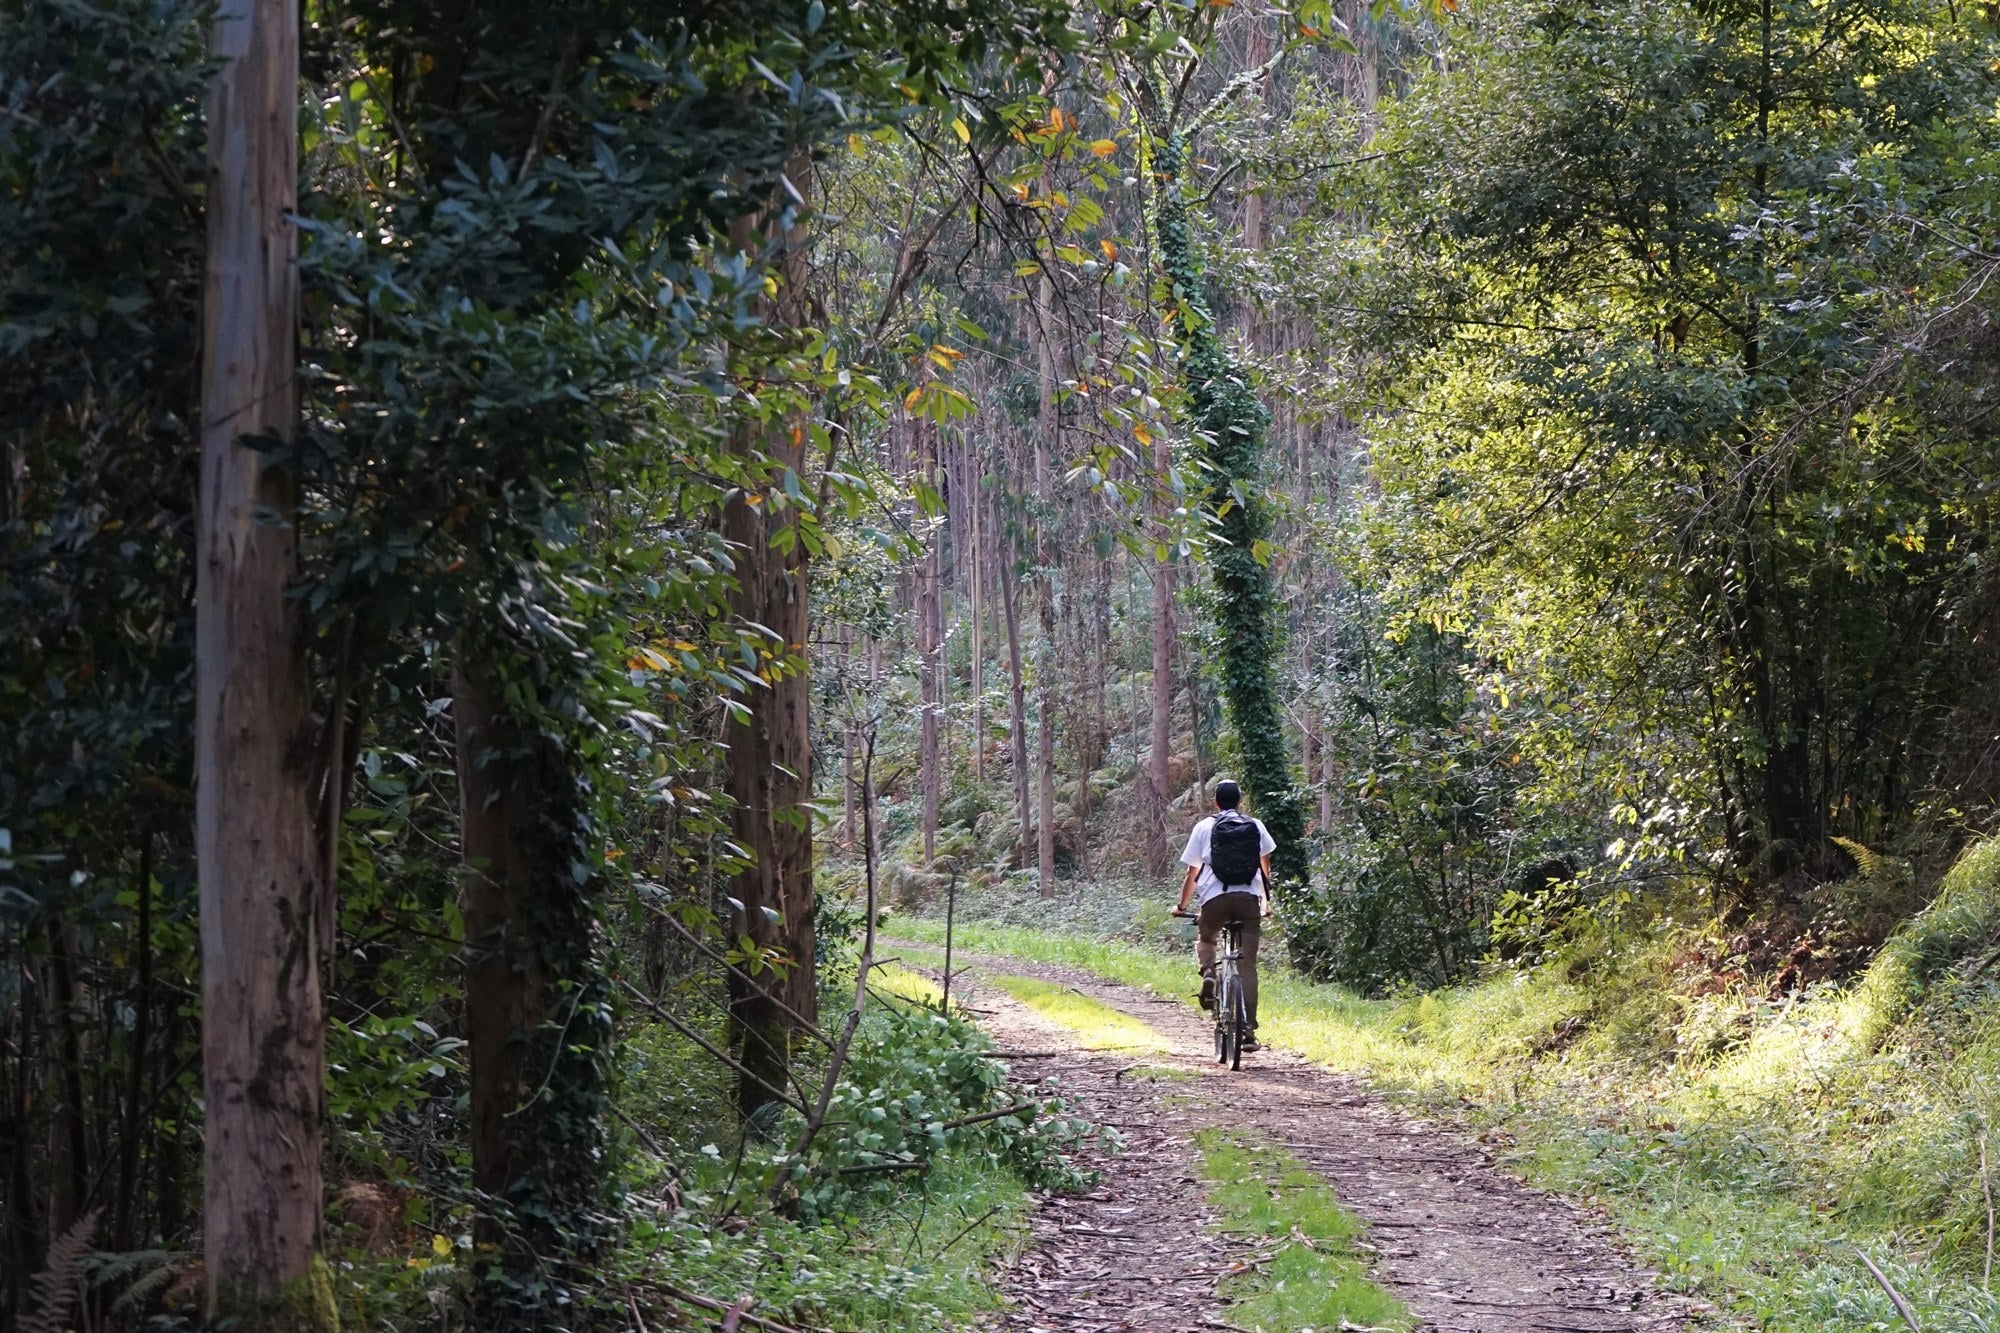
(891, 836, 2000, 1333)
(308, 979, 1108, 1330)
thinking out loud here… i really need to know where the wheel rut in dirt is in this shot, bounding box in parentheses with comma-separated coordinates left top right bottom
(913, 948, 1709, 1333)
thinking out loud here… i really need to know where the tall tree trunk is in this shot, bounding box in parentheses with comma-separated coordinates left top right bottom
(1146, 437, 1178, 877)
(454, 658, 611, 1326)
(970, 451, 986, 783)
(917, 417, 942, 865)
(114, 833, 154, 1252)
(842, 625, 858, 848)
(1092, 555, 1111, 771)
(1034, 604, 1059, 891)
(196, 0, 330, 1316)
(721, 417, 816, 1109)
(1033, 268, 1060, 896)
(1000, 527, 1034, 869)
(1068, 592, 1094, 883)
(867, 637, 884, 874)
(723, 155, 818, 1111)
(44, 925, 89, 1236)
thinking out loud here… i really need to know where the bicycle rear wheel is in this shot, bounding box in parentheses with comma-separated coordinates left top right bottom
(1216, 963, 1239, 1067)
(1228, 981, 1247, 1071)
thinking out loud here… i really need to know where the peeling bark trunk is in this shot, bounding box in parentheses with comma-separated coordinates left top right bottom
(721, 415, 817, 1107)
(723, 156, 818, 1113)
(196, 0, 329, 1316)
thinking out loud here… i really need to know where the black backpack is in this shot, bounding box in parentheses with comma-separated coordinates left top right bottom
(1207, 811, 1262, 890)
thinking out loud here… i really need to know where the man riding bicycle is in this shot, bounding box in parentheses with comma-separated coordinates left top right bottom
(1173, 779, 1275, 1053)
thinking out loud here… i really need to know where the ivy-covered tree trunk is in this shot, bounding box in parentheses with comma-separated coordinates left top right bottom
(195, 0, 332, 1321)
(1149, 133, 1309, 897)
(454, 656, 612, 1327)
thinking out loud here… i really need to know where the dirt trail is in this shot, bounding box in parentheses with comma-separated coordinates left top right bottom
(924, 949, 1709, 1333)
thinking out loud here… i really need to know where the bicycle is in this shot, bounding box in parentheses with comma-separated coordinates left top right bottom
(1173, 910, 1250, 1070)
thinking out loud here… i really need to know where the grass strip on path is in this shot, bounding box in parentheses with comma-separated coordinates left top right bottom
(1197, 1126, 1411, 1333)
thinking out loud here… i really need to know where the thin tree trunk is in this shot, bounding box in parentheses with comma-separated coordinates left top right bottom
(1068, 592, 1094, 883)
(1146, 441, 1177, 877)
(196, 0, 329, 1314)
(114, 833, 153, 1251)
(970, 451, 986, 783)
(918, 417, 942, 865)
(842, 626, 858, 848)
(44, 925, 89, 1235)
(1319, 706, 1336, 833)
(1033, 267, 1060, 896)
(1000, 527, 1033, 869)
(866, 636, 884, 873)
(1092, 555, 1111, 771)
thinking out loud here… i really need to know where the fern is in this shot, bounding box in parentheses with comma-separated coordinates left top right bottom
(1834, 836, 1886, 882)
(22, 1208, 98, 1333)
(82, 1249, 189, 1314)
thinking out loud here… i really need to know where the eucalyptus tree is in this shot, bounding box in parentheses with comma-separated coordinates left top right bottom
(196, 0, 335, 1320)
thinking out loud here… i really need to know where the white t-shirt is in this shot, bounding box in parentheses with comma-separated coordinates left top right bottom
(1180, 813, 1277, 906)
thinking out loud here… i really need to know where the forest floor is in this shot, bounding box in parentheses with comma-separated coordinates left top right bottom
(905, 946, 1715, 1333)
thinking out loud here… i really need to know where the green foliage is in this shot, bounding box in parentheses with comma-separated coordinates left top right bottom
(0, 0, 213, 1283)
(1296, 580, 1548, 989)
(625, 1152, 1031, 1332)
(1337, 0, 2000, 899)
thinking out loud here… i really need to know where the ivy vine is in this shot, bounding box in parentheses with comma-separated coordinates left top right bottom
(1150, 133, 1309, 898)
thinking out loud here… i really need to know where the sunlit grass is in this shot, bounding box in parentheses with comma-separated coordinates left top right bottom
(872, 961, 947, 1007)
(983, 973, 1175, 1055)
(1197, 1127, 1411, 1333)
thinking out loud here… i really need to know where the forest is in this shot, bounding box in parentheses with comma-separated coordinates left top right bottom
(9, 0, 2000, 1328)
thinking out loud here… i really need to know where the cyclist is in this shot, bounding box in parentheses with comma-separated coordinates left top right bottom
(1173, 778, 1275, 1053)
